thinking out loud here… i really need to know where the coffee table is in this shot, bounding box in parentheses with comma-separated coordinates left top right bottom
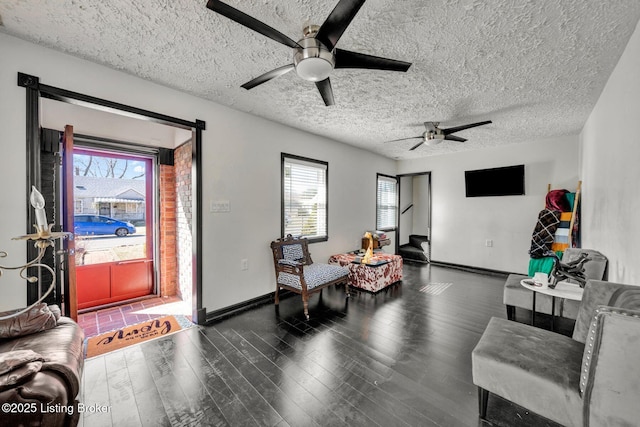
(520, 279, 584, 331)
(328, 253, 402, 292)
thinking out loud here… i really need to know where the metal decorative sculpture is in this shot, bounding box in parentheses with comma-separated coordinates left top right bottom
(548, 252, 590, 288)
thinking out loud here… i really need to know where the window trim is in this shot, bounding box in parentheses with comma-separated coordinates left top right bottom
(281, 153, 329, 243)
(376, 173, 398, 232)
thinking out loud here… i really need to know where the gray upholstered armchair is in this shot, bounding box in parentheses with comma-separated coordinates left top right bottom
(270, 235, 349, 320)
(472, 279, 640, 426)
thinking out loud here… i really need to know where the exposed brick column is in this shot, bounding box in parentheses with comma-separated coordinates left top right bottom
(159, 164, 177, 296)
(174, 141, 193, 302)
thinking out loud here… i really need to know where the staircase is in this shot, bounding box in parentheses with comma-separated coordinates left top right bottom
(399, 234, 430, 262)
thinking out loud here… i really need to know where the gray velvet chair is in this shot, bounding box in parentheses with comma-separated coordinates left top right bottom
(503, 248, 608, 321)
(473, 279, 640, 426)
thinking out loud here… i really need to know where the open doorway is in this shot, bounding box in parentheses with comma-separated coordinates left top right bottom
(398, 172, 431, 262)
(31, 92, 201, 339)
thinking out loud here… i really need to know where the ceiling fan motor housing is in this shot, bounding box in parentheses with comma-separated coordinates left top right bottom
(294, 32, 335, 82)
(424, 130, 443, 145)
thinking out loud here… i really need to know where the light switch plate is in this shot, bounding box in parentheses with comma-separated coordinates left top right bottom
(210, 200, 230, 213)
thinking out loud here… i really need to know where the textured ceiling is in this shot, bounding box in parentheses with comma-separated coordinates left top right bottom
(1, 1, 640, 159)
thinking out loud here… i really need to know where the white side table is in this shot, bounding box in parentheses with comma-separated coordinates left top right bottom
(520, 279, 584, 331)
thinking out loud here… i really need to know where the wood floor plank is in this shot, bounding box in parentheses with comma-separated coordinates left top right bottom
(187, 327, 286, 427)
(225, 328, 379, 427)
(173, 329, 261, 426)
(81, 356, 114, 426)
(103, 350, 143, 426)
(141, 336, 227, 426)
(201, 326, 323, 427)
(122, 345, 172, 427)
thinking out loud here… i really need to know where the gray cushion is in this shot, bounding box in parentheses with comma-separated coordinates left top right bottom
(472, 317, 584, 427)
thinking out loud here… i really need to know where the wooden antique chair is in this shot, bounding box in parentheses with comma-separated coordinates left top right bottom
(270, 235, 349, 320)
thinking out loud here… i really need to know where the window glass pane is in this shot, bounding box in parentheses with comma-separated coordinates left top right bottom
(377, 175, 398, 230)
(283, 155, 328, 240)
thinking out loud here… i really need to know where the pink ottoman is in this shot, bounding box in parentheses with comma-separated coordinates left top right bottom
(328, 253, 403, 292)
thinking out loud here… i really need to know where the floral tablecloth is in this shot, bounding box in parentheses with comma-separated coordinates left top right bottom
(328, 253, 403, 292)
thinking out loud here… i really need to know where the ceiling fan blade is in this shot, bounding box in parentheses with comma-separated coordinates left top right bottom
(315, 0, 366, 51)
(442, 120, 492, 135)
(315, 78, 335, 106)
(409, 141, 424, 151)
(444, 135, 467, 143)
(206, 0, 301, 49)
(241, 64, 295, 90)
(334, 49, 412, 72)
(385, 136, 422, 143)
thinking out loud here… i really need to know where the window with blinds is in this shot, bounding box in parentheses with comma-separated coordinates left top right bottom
(282, 154, 328, 242)
(376, 174, 398, 231)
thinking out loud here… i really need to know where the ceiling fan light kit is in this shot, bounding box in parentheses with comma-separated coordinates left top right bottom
(293, 33, 335, 82)
(206, 0, 412, 106)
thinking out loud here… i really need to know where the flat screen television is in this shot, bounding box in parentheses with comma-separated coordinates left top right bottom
(465, 164, 525, 197)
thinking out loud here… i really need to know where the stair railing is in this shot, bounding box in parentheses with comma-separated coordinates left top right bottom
(401, 204, 414, 215)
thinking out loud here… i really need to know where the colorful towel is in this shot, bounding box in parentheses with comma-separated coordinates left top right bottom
(528, 256, 557, 276)
(545, 189, 570, 211)
(529, 209, 561, 258)
(551, 211, 572, 252)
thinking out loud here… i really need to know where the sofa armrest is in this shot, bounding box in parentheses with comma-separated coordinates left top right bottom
(582, 306, 640, 426)
(0, 317, 84, 400)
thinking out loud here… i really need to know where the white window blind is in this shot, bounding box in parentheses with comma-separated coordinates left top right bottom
(283, 155, 328, 241)
(377, 175, 398, 230)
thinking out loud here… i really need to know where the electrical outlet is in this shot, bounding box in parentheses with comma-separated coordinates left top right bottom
(240, 259, 249, 270)
(485, 239, 493, 247)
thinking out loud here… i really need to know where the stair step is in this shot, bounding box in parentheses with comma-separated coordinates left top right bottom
(409, 234, 429, 248)
(399, 244, 429, 262)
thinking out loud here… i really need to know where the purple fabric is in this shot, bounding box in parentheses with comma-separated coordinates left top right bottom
(546, 189, 570, 212)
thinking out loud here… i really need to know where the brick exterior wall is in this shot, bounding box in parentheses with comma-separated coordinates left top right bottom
(174, 141, 193, 302)
(159, 164, 177, 296)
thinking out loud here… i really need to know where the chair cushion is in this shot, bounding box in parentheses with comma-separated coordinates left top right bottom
(282, 244, 304, 261)
(472, 317, 584, 427)
(277, 263, 348, 290)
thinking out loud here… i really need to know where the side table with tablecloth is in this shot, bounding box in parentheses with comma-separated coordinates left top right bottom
(328, 253, 403, 292)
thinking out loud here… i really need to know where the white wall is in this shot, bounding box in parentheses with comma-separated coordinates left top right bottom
(397, 137, 579, 273)
(399, 176, 413, 245)
(0, 34, 396, 312)
(412, 174, 430, 237)
(580, 19, 640, 285)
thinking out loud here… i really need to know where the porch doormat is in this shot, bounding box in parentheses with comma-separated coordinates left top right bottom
(85, 315, 193, 358)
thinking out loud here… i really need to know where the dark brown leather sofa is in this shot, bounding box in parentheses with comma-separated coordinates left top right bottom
(0, 305, 84, 427)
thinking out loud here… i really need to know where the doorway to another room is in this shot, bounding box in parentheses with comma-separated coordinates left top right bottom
(398, 173, 431, 263)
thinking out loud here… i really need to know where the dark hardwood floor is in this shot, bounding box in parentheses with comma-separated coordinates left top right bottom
(79, 263, 568, 427)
